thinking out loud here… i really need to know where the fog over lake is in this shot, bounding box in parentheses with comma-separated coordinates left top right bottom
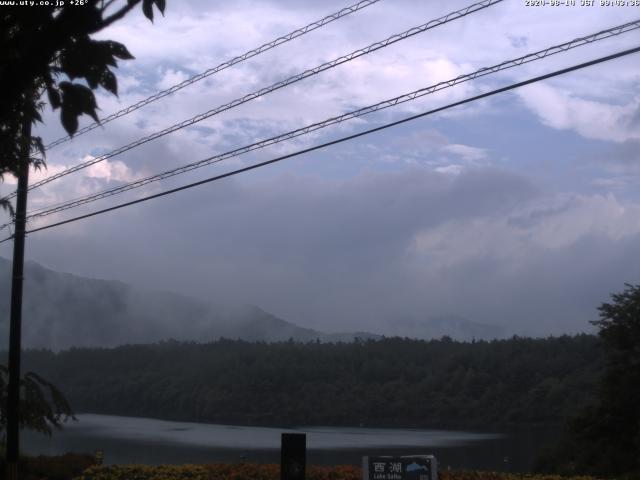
(23, 414, 557, 472)
(34, 414, 499, 449)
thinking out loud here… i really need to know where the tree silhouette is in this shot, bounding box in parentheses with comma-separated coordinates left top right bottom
(0, 365, 75, 436)
(539, 284, 640, 478)
(0, 0, 167, 443)
(580, 283, 640, 477)
(0, 0, 166, 210)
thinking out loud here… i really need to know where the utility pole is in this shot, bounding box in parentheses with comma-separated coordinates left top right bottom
(6, 112, 31, 480)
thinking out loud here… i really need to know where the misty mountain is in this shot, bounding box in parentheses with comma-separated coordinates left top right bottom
(391, 315, 507, 341)
(0, 258, 378, 350)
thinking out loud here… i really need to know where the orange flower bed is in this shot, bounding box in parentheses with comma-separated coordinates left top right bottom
(75, 463, 602, 480)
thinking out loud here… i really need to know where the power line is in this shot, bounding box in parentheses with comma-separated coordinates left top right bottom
(42, 0, 383, 151)
(4, 0, 503, 202)
(22, 0, 503, 193)
(18, 18, 640, 226)
(2, 45, 636, 244)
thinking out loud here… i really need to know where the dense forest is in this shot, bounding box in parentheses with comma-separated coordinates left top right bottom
(13, 335, 602, 429)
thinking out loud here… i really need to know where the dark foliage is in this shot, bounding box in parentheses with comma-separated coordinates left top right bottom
(16, 335, 602, 429)
(0, 365, 75, 436)
(536, 284, 640, 478)
(0, 452, 96, 480)
(0, 0, 165, 212)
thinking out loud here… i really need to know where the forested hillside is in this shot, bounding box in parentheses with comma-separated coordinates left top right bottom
(17, 335, 601, 429)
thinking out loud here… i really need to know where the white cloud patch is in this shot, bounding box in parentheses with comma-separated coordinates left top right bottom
(156, 68, 190, 90)
(434, 164, 464, 176)
(441, 144, 487, 162)
(412, 192, 640, 266)
(387, 129, 489, 170)
(591, 176, 640, 189)
(518, 84, 640, 143)
(85, 157, 138, 183)
(9, 157, 144, 219)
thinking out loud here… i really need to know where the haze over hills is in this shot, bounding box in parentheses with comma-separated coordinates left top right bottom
(0, 258, 505, 350)
(391, 315, 507, 341)
(0, 257, 380, 350)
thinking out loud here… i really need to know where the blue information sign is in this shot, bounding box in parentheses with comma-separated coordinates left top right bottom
(363, 455, 437, 480)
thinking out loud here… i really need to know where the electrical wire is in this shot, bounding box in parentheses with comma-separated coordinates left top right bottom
(16, 18, 640, 225)
(42, 0, 383, 151)
(3, 0, 503, 202)
(1, 45, 636, 244)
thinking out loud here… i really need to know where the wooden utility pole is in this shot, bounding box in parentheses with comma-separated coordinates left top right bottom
(6, 113, 31, 480)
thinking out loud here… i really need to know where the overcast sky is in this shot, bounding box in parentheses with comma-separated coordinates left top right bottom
(1, 0, 639, 337)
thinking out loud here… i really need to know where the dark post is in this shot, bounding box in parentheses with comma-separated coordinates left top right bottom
(281, 433, 306, 480)
(6, 115, 31, 480)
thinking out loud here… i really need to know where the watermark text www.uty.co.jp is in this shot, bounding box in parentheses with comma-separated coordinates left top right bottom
(0, 1, 88, 7)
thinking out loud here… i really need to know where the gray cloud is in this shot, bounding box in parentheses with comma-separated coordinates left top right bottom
(6, 165, 638, 339)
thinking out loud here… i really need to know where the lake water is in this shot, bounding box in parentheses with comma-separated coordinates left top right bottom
(22, 414, 557, 472)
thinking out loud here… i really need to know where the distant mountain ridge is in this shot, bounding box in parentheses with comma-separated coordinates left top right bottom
(392, 315, 506, 341)
(0, 258, 378, 350)
(0, 258, 506, 350)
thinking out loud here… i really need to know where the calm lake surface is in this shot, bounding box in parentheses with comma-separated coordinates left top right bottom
(23, 414, 558, 472)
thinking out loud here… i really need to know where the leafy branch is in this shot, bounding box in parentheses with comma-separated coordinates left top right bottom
(0, 365, 75, 436)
